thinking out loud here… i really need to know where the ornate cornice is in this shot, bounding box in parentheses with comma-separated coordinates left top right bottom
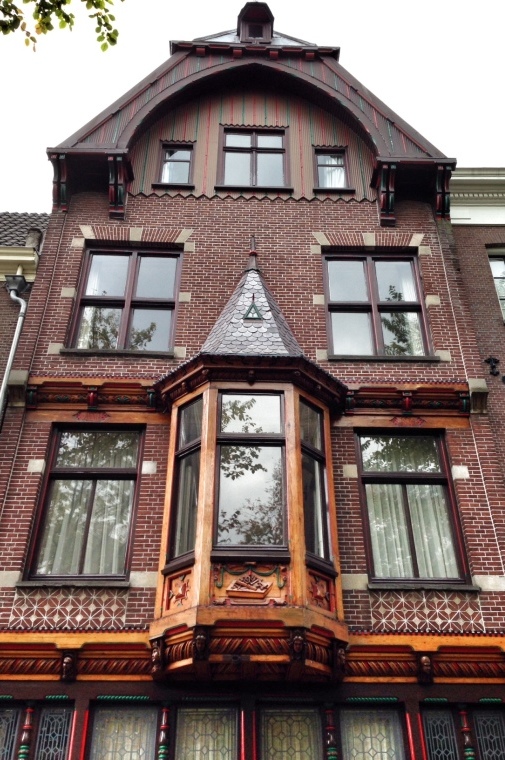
(26, 379, 157, 412)
(345, 383, 470, 417)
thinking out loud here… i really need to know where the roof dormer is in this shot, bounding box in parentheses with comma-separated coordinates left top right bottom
(237, 2, 274, 43)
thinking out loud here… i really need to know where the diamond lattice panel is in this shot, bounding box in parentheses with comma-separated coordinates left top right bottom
(8, 588, 128, 630)
(369, 590, 485, 633)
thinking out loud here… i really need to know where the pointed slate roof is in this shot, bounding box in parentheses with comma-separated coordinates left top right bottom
(201, 255, 302, 357)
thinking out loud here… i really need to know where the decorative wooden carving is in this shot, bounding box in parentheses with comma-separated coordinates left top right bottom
(375, 161, 396, 227)
(193, 627, 210, 661)
(60, 651, 77, 682)
(417, 653, 433, 685)
(289, 629, 306, 661)
(345, 384, 470, 418)
(435, 164, 452, 219)
(157, 707, 170, 760)
(26, 380, 157, 412)
(49, 153, 68, 212)
(150, 638, 164, 681)
(308, 572, 332, 611)
(333, 646, 346, 682)
(17, 705, 34, 760)
(324, 707, 338, 760)
(227, 570, 271, 599)
(108, 154, 129, 220)
(458, 706, 476, 760)
(167, 572, 191, 610)
(212, 562, 287, 606)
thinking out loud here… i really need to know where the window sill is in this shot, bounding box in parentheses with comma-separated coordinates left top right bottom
(152, 182, 195, 190)
(18, 579, 130, 588)
(214, 184, 294, 193)
(163, 552, 196, 575)
(313, 186, 356, 194)
(305, 553, 338, 578)
(327, 354, 441, 363)
(211, 548, 291, 563)
(367, 581, 481, 592)
(60, 348, 175, 358)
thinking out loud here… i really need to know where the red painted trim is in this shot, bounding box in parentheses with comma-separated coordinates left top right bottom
(67, 707, 78, 760)
(78, 710, 89, 760)
(240, 709, 246, 760)
(417, 711, 429, 760)
(405, 712, 416, 760)
(251, 709, 257, 760)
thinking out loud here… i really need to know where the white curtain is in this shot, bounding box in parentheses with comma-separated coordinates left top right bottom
(340, 710, 405, 760)
(366, 483, 413, 577)
(90, 708, 157, 760)
(408, 484, 458, 577)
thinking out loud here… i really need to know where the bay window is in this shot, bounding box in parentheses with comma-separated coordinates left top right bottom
(171, 397, 203, 558)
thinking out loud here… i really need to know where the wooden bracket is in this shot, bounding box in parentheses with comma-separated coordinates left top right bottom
(376, 161, 396, 227)
(435, 163, 452, 218)
(49, 153, 68, 213)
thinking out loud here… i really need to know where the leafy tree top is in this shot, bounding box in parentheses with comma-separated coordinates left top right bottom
(0, 0, 123, 50)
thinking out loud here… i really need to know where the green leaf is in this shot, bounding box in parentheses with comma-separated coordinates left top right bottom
(100, 40, 107, 51)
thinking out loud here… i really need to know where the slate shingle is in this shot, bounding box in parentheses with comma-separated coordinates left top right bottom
(0, 212, 49, 247)
(201, 256, 303, 357)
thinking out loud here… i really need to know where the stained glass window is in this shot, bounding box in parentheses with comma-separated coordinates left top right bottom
(90, 707, 157, 760)
(34, 709, 72, 760)
(175, 707, 237, 760)
(261, 708, 322, 760)
(0, 710, 20, 760)
(340, 710, 405, 760)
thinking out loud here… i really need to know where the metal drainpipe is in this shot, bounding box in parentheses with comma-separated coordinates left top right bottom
(0, 275, 28, 427)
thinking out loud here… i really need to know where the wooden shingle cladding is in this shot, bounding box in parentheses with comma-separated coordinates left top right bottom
(128, 89, 376, 200)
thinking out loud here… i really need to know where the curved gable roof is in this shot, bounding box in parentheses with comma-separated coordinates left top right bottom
(53, 29, 445, 162)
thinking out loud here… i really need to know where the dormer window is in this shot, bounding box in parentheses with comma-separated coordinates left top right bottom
(237, 2, 273, 43)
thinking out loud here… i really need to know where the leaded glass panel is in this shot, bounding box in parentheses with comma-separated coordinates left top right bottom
(0, 709, 20, 760)
(34, 708, 72, 760)
(423, 711, 459, 760)
(90, 707, 157, 760)
(474, 710, 505, 760)
(175, 707, 237, 760)
(340, 710, 405, 760)
(260, 708, 322, 760)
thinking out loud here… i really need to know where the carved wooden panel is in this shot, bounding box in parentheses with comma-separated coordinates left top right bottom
(166, 570, 192, 612)
(211, 563, 288, 607)
(307, 570, 334, 613)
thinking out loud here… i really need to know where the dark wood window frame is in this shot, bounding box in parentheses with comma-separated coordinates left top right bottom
(26, 426, 144, 583)
(300, 398, 331, 565)
(215, 126, 293, 192)
(324, 252, 434, 360)
(152, 141, 195, 190)
(68, 247, 181, 355)
(356, 431, 471, 589)
(313, 146, 355, 193)
(168, 396, 203, 567)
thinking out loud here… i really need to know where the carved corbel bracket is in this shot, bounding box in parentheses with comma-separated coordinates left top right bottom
(375, 161, 396, 227)
(108, 154, 132, 220)
(49, 153, 68, 213)
(435, 164, 452, 219)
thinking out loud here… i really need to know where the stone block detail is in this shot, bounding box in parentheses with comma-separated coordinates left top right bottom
(9, 588, 128, 630)
(370, 590, 484, 633)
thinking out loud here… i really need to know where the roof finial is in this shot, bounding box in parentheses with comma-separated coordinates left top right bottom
(247, 234, 258, 270)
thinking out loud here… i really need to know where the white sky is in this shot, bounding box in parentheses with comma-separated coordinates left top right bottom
(1, 0, 503, 212)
